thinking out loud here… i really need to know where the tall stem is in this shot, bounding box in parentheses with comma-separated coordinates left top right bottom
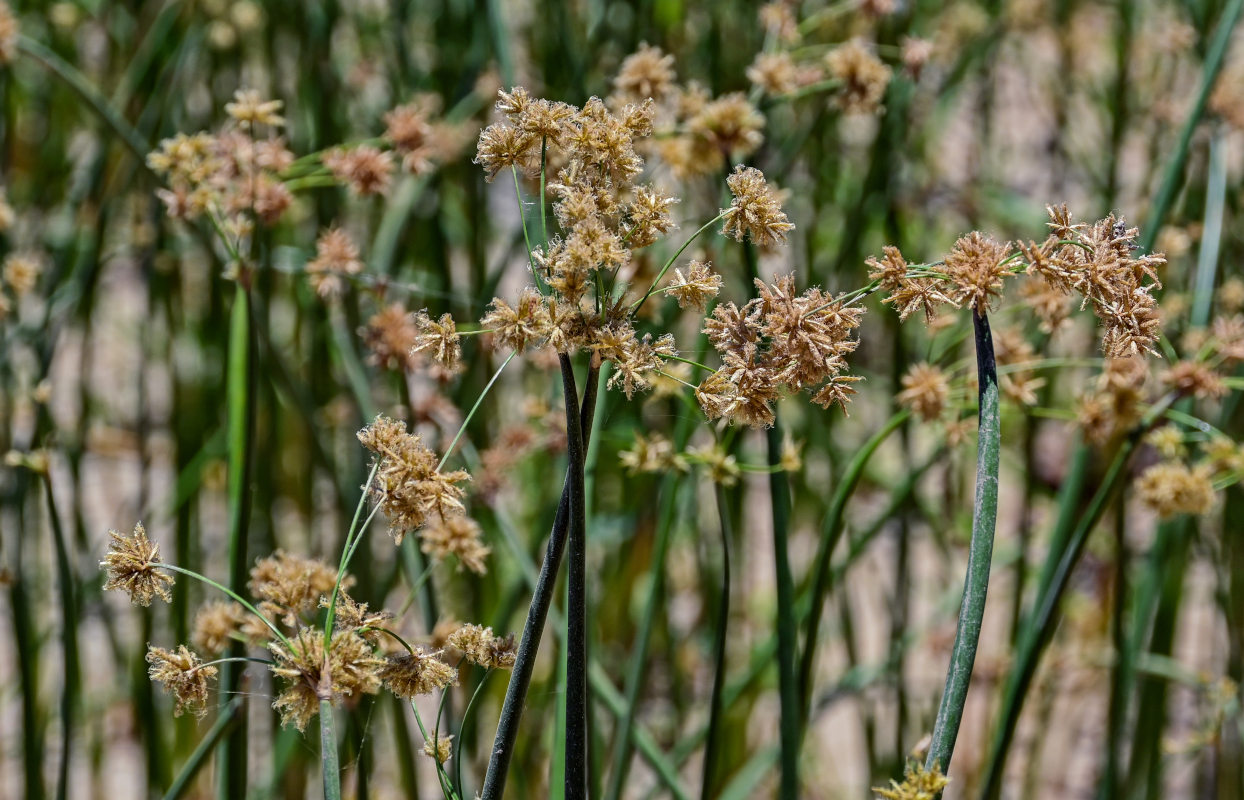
(218, 283, 254, 799)
(925, 309, 999, 776)
(321, 700, 342, 800)
(480, 363, 600, 800)
(702, 483, 733, 799)
(561, 353, 589, 800)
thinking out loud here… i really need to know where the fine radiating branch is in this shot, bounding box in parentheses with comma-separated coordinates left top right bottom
(480, 362, 600, 800)
(925, 309, 1000, 777)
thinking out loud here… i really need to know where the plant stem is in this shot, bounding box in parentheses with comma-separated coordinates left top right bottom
(218, 284, 254, 800)
(561, 353, 590, 800)
(480, 363, 601, 800)
(925, 309, 1000, 777)
(702, 483, 733, 799)
(321, 700, 342, 800)
(41, 475, 78, 800)
(160, 699, 243, 800)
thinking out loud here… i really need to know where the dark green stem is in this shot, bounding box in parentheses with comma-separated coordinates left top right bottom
(561, 353, 589, 800)
(321, 700, 342, 800)
(480, 363, 600, 800)
(702, 483, 733, 799)
(925, 309, 999, 777)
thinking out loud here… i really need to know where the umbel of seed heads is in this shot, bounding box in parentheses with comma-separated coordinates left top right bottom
(869, 205, 1165, 359)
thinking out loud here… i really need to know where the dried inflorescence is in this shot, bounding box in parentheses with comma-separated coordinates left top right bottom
(306, 227, 364, 298)
(698, 273, 864, 425)
(721, 166, 795, 247)
(192, 600, 246, 655)
(869, 205, 1166, 359)
(322, 145, 394, 196)
(147, 645, 217, 719)
(619, 431, 683, 474)
(101, 522, 175, 606)
(447, 623, 518, 670)
(248, 550, 340, 628)
(147, 91, 295, 228)
(269, 627, 384, 731)
(826, 39, 893, 115)
(423, 733, 454, 764)
(1136, 461, 1216, 518)
(898, 363, 951, 422)
(378, 647, 458, 699)
(357, 415, 471, 542)
(873, 760, 949, 800)
(663, 260, 722, 311)
(1076, 357, 1148, 444)
(419, 514, 491, 574)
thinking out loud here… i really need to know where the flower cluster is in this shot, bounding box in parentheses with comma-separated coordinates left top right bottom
(697, 273, 864, 426)
(869, 206, 1166, 359)
(147, 90, 294, 228)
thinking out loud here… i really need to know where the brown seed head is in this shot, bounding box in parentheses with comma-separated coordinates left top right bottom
(378, 647, 458, 699)
(101, 522, 175, 606)
(147, 645, 217, 719)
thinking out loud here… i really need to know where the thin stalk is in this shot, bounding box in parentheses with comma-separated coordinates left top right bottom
(702, 483, 733, 799)
(437, 351, 517, 471)
(480, 363, 601, 800)
(41, 475, 78, 800)
(160, 699, 244, 800)
(456, 671, 494, 796)
(324, 462, 381, 645)
(321, 700, 342, 800)
(159, 564, 292, 650)
(798, 409, 911, 721)
(743, 241, 799, 800)
(218, 284, 255, 800)
(561, 353, 590, 800)
(925, 309, 1000, 777)
(630, 213, 727, 315)
(978, 393, 1178, 799)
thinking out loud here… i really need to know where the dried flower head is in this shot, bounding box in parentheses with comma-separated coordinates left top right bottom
(873, 760, 949, 799)
(1161, 360, 1226, 400)
(362, 304, 419, 371)
(192, 600, 246, 655)
(3, 252, 43, 296)
(357, 415, 471, 540)
(147, 645, 217, 719)
(826, 40, 892, 114)
(481, 288, 550, 353)
(419, 514, 490, 574)
(613, 43, 677, 104)
(898, 363, 951, 421)
(474, 122, 537, 181)
(687, 443, 741, 486)
(423, 733, 454, 764)
(101, 522, 175, 606)
(691, 93, 765, 159)
(447, 624, 518, 670)
(323, 145, 393, 196)
(1146, 426, 1187, 460)
(248, 550, 339, 628)
(943, 231, 1013, 312)
(722, 165, 794, 247)
(664, 260, 722, 311)
(619, 431, 682, 474)
(225, 89, 285, 127)
(269, 627, 383, 731)
(747, 52, 802, 96)
(412, 311, 464, 376)
(1136, 461, 1216, 518)
(325, 592, 394, 639)
(378, 647, 458, 699)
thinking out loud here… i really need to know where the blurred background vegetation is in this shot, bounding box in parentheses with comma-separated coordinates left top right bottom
(3, 0, 1244, 798)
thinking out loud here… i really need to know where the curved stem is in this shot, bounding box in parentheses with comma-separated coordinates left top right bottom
(630, 212, 727, 315)
(436, 351, 517, 471)
(455, 670, 495, 795)
(925, 309, 999, 777)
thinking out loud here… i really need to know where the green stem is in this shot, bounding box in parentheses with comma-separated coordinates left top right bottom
(324, 463, 381, 646)
(160, 699, 243, 800)
(160, 564, 292, 651)
(321, 700, 342, 800)
(925, 309, 999, 777)
(218, 284, 254, 799)
(702, 483, 733, 799)
(456, 670, 495, 795)
(41, 475, 78, 800)
(437, 351, 517, 471)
